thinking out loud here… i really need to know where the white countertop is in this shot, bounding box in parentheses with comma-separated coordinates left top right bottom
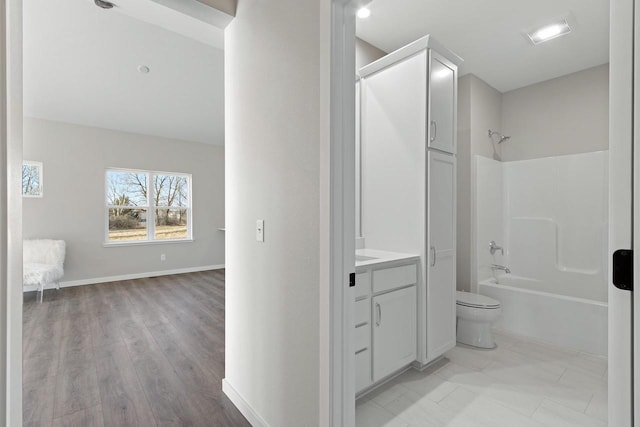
(355, 248, 420, 270)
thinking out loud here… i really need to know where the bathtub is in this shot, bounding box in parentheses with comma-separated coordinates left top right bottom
(478, 277, 607, 356)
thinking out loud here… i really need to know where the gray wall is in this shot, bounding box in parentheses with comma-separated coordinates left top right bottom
(456, 74, 503, 292)
(224, 0, 329, 424)
(197, 0, 236, 16)
(501, 64, 609, 161)
(356, 37, 386, 71)
(22, 118, 225, 284)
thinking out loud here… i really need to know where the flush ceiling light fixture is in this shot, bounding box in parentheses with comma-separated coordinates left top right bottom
(137, 65, 150, 74)
(527, 19, 572, 45)
(357, 7, 371, 19)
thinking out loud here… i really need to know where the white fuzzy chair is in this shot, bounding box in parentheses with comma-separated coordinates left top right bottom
(23, 239, 66, 303)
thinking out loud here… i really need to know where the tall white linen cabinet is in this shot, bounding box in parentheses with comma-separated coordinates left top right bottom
(358, 36, 462, 369)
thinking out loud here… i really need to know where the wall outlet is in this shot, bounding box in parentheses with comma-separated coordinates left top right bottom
(160, 253, 166, 261)
(256, 219, 264, 242)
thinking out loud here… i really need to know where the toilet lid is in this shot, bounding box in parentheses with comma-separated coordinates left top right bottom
(456, 291, 500, 308)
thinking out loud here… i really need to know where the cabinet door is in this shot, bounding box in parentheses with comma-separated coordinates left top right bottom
(372, 286, 417, 381)
(427, 152, 456, 361)
(427, 51, 457, 154)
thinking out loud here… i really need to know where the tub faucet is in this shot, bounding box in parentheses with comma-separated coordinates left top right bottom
(491, 264, 511, 274)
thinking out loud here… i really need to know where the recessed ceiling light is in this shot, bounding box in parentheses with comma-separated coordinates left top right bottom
(137, 65, 150, 74)
(527, 19, 572, 45)
(357, 7, 371, 19)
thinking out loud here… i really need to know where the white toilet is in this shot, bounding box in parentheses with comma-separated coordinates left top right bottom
(456, 291, 502, 349)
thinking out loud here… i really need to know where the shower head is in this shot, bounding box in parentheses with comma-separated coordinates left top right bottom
(95, 0, 115, 9)
(488, 130, 511, 144)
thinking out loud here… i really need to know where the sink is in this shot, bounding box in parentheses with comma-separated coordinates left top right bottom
(356, 255, 378, 261)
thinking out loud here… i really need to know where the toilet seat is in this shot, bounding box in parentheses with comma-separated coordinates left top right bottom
(456, 291, 500, 309)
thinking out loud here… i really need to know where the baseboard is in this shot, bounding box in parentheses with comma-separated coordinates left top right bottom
(222, 379, 269, 427)
(23, 264, 225, 292)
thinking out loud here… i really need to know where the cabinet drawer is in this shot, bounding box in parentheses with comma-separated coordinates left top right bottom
(373, 264, 417, 294)
(354, 324, 370, 353)
(355, 299, 370, 326)
(355, 271, 371, 299)
(355, 349, 372, 392)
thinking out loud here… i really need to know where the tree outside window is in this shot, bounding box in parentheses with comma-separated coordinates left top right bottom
(106, 169, 191, 243)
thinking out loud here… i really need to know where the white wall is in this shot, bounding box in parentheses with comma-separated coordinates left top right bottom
(501, 64, 609, 161)
(224, 0, 330, 424)
(22, 118, 225, 284)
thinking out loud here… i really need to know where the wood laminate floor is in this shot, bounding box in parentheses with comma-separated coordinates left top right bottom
(23, 270, 250, 427)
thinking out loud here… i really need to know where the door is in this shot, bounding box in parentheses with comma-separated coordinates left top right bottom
(372, 286, 417, 381)
(427, 51, 456, 154)
(426, 151, 456, 362)
(610, 0, 633, 425)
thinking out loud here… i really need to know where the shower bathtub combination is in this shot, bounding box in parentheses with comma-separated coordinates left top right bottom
(475, 151, 608, 356)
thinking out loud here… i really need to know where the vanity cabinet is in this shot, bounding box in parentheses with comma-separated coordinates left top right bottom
(372, 286, 417, 381)
(359, 35, 461, 368)
(353, 258, 418, 393)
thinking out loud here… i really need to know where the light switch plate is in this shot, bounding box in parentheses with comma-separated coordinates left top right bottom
(256, 219, 264, 242)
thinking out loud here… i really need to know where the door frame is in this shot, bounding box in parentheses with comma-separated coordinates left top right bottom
(610, 0, 634, 425)
(327, 0, 368, 425)
(1, 0, 23, 424)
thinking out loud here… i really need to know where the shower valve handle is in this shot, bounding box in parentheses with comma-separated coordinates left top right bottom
(489, 241, 503, 256)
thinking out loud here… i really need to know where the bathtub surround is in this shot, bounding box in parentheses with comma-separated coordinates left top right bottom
(475, 156, 504, 285)
(475, 151, 609, 355)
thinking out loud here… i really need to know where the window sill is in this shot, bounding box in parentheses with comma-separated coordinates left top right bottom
(103, 239, 194, 248)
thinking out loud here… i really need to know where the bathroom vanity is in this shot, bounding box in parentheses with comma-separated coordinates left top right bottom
(354, 250, 420, 394)
(355, 34, 461, 394)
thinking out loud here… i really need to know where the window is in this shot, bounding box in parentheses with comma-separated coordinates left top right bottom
(106, 168, 192, 244)
(22, 161, 43, 197)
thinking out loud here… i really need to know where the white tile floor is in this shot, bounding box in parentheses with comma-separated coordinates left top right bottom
(356, 330, 607, 427)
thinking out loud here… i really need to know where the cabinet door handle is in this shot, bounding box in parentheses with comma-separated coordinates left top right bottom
(375, 303, 381, 326)
(430, 120, 437, 142)
(430, 246, 437, 267)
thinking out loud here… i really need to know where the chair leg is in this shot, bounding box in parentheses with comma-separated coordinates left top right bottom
(39, 283, 44, 304)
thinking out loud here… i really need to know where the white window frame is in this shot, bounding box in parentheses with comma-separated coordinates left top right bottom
(104, 167, 193, 246)
(22, 160, 43, 198)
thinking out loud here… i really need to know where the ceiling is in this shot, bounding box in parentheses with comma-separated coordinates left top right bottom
(24, 0, 225, 145)
(356, 0, 610, 92)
